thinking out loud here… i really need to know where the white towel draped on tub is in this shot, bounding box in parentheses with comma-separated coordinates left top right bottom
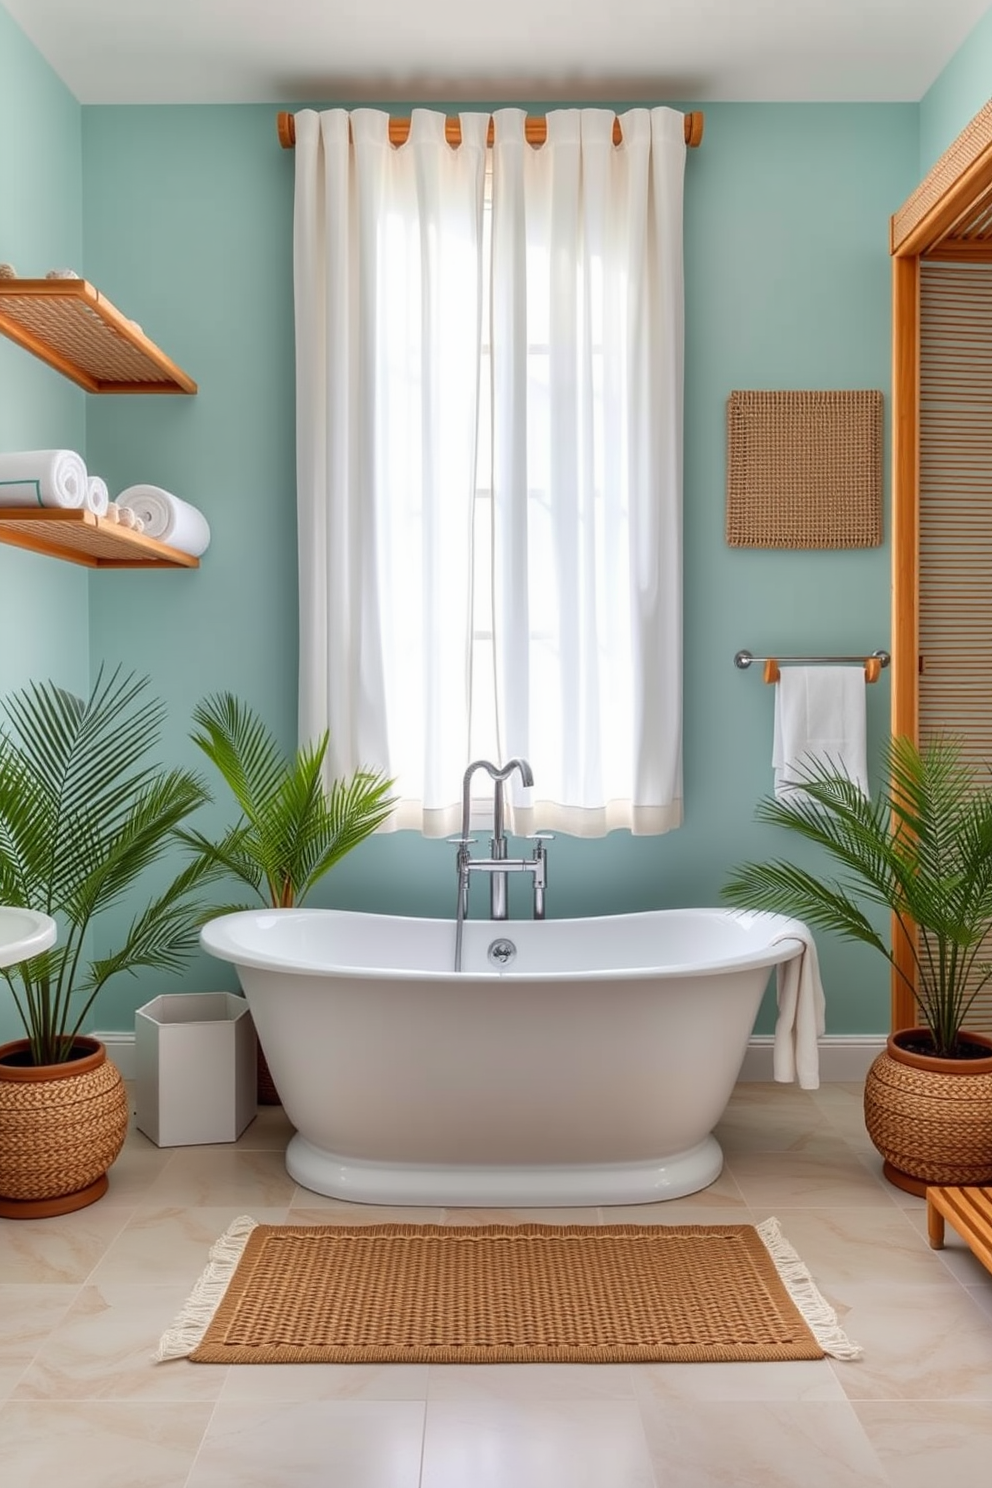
(772, 918, 826, 1090)
(116, 484, 211, 557)
(772, 666, 869, 800)
(0, 449, 87, 508)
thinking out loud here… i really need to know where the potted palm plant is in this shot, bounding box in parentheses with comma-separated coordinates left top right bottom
(181, 693, 396, 1100)
(722, 733, 992, 1194)
(0, 668, 217, 1217)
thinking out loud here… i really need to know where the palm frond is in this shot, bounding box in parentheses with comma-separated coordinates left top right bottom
(186, 897, 262, 927)
(187, 696, 396, 911)
(175, 826, 267, 902)
(723, 860, 889, 954)
(0, 670, 215, 1063)
(0, 744, 55, 907)
(723, 733, 992, 1056)
(190, 693, 288, 822)
(295, 769, 397, 899)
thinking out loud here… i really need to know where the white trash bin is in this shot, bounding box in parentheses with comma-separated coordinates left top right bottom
(135, 991, 257, 1146)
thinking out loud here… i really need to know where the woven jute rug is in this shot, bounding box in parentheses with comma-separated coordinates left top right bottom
(155, 1216, 861, 1365)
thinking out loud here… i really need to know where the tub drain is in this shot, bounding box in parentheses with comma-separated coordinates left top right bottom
(487, 938, 517, 967)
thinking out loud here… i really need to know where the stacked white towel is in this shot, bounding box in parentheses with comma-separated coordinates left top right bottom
(85, 475, 109, 517)
(771, 918, 826, 1090)
(0, 449, 87, 509)
(772, 666, 869, 800)
(116, 484, 210, 557)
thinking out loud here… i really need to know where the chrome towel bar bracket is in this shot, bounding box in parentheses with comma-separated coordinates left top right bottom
(734, 649, 890, 684)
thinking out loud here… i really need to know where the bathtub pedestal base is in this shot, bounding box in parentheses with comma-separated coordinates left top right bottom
(285, 1132, 725, 1208)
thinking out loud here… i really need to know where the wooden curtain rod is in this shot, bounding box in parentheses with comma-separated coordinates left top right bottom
(276, 109, 704, 151)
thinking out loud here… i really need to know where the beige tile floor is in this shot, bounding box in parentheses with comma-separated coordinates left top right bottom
(2, 1081, 992, 1486)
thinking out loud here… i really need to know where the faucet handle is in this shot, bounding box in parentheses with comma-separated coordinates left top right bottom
(527, 832, 554, 842)
(447, 835, 477, 846)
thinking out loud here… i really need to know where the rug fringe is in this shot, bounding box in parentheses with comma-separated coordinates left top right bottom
(757, 1216, 862, 1361)
(154, 1214, 257, 1362)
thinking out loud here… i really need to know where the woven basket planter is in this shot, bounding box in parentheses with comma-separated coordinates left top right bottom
(864, 1029, 992, 1196)
(257, 1041, 281, 1105)
(0, 1035, 129, 1219)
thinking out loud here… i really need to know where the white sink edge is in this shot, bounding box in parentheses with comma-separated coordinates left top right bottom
(0, 906, 58, 968)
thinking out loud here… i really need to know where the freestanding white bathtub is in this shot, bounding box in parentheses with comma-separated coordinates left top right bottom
(200, 908, 805, 1207)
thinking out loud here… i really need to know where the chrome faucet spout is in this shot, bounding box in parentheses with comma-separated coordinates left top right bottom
(452, 757, 546, 967)
(460, 757, 534, 848)
(460, 759, 497, 848)
(488, 759, 533, 919)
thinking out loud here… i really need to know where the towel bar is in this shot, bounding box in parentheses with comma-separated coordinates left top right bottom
(734, 649, 890, 684)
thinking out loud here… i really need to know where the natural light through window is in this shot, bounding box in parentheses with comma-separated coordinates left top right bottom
(295, 106, 686, 836)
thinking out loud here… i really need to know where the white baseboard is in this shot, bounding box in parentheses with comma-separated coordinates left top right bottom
(737, 1035, 886, 1083)
(89, 1030, 137, 1081)
(92, 1030, 886, 1088)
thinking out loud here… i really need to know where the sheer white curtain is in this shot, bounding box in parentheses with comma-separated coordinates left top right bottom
(490, 107, 685, 835)
(294, 106, 685, 838)
(294, 107, 487, 835)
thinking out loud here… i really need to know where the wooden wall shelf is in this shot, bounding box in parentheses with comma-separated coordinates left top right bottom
(0, 279, 197, 394)
(0, 509, 199, 569)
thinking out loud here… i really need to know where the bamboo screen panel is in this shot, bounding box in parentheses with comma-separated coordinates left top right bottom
(919, 259, 992, 1034)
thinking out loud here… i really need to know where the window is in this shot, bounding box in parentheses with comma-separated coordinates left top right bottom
(294, 106, 686, 838)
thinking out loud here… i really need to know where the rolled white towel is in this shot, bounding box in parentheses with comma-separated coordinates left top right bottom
(85, 475, 109, 517)
(0, 449, 87, 509)
(116, 483, 210, 557)
(106, 502, 120, 522)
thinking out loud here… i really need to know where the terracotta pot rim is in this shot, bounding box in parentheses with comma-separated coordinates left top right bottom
(887, 1027, 992, 1074)
(0, 1035, 105, 1082)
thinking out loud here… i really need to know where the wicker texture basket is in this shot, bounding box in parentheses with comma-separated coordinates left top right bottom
(0, 1036, 129, 1218)
(864, 1031, 992, 1193)
(257, 1042, 281, 1105)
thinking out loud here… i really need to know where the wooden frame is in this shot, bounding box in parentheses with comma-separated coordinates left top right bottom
(0, 279, 196, 394)
(0, 509, 199, 569)
(927, 1185, 992, 1275)
(890, 102, 992, 1029)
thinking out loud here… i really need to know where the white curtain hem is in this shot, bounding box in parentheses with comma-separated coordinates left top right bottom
(381, 796, 684, 839)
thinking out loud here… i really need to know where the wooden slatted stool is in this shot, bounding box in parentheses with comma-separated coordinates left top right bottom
(926, 1186, 992, 1276)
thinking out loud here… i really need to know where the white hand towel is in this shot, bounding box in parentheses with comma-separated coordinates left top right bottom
(0, 449, 87, 509)
(772, 666, 868, 801)
(85, 475, 109, 516)
(772, 918, 826, 1090)
(116, 484, 210, 557)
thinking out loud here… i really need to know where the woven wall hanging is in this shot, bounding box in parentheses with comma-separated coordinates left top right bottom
(726, 389, 883, 549)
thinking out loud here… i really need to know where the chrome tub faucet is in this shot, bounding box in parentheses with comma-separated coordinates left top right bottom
(451, 758, 551, 971)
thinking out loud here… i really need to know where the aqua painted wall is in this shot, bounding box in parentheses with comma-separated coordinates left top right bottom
(4, 0, 966, 1044)
(0, 6, 88, 1045)
(80, 105, 299, 1026)
(920, 3, 992, 171)
(0, 4, 86, 697)
(73, 98, 918, 1039)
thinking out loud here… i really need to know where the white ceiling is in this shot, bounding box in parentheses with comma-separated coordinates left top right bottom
(4, 0, 991, 106)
